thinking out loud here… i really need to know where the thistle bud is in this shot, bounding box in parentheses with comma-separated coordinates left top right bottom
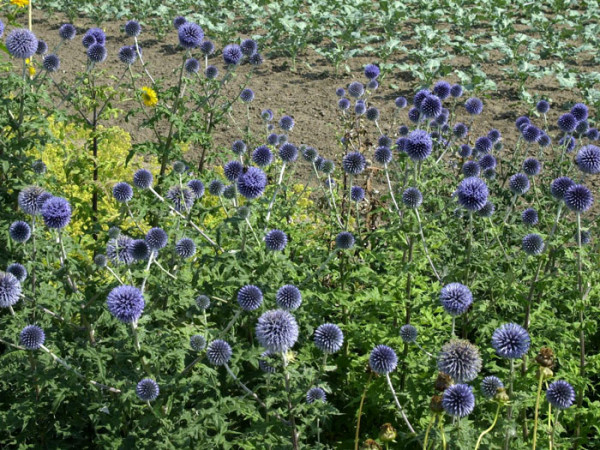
(434, 372, 453, 391)
(379, 423, 397, 443)
(430, 395, 444, 413)
(538, 366, 554, 380)
(494, 387, 510, 404)
(535, 346, 555, 368)
(361, 439, 382, 449)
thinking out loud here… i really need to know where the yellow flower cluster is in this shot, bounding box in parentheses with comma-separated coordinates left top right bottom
(10, 0, 29, 7)
(141, 86, 158, 107)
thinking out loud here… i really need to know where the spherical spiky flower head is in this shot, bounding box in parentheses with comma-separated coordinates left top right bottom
(112, 182, 133, 203)
(206, 339, 232, 366)
(546, 380, 575, 409)
(576, 120, 589, 136)
(178, 22, 203, 48)
(522, 158, 541, 176)
(303, 146, 318, 162)
(462, 161, 480, 178)
(0, 271, 21, 308)
(536, 100, 550, 114)
(481, 376, 504, 399)
(276, 285, 302, 310)
(231, 140, 247, 156)
(265, 229, 288, 251)
(118, 46, 136, 65)
(351, 186, 365, 203)
(477, 201, 495, 218)
(43, 54, 60, 72)
(314, 323, 344, 354)
(438, 339, 482, 383)
(365, 107, 380, 122)
(458, 144, 472, 159)
(31, 160, 47, 175)
(59, 23, 76, 40)
(107, 285, 145, 323)
(124, 20, 141, 37)
(538, 134, 551, 147)
(195, 294, 210, 310)
(374, 146, 392, 165)
(465, 97, 483, 115)
(252, 145, 273, 167)
(240, 88, 254, 103)
(128, 239, 150, 261)
(480, 155, 497, 172)
(7, 263, 27, 282)
(395, 96, 407, 108)
(335, 231, 355, 250)
(492, 323, 530, 359)
(87, 43, 107, 63)
(369, 345, 397, 374)
(136, 378, 159, 401)
(6, 29, 38, 59)
(400, 324, 418, 343)
(306, 387, 327, 404)
(256, 309, 299, 352)
(488, 129, 501, 143)
(342, 151, 366, 175)
(405, 130, 433, 161)
(184, 57, 200, 74)
(575, 145, 600, 174)
(587, 128, 599, 140)
(18, 186, 46, 215)
(402, 187, 423, 209)
(9, 221, 31, 243)
(348, 81, 364, 98)
(240, 38, 258, 56)
(205, 65, 218, 79)
(223, 160, 243, 182)
(442, 384, 475, 417)
(550, 176, 574, 200)
(223, 44, 243, 65)
(571, 102, 588, 121)
(166, 186, 194, 212)
(175, 237, 196, 259)
(133, 169, 153, 189)
(433, 80, 451, 99)
(223, 184, 236, 199)
(364, 63, 380, 80)
(237, 167, 267, 199)
(186, 179, 204, 199)
(457, 177, 488, 211)
(564, 184, 594, 213)
(258, 350, 277, 373)
(509, 173, 530, 195)
(237, 284, 263, 311)
(450, 84, 463, 97)
(522, 233, 544, 255)
(475, 136, 492, 154)
(20, 325, 45, 350)
(321, 159, 335, 174)
(557, 113, 577, 133)
(106, 235, 134, 265)
(279, 143, 299, 163)
(41, 197, 72, 229)
(522, 125, 541, 143)
(440, 283, 473, 316)
(521, 208, 539, 226)
(421, 95, 442, 119)
(190, 334, 206, 351)
(93, 254, 107, 268)
(144, 228, 167, 252)
(208, 180, 225, 197)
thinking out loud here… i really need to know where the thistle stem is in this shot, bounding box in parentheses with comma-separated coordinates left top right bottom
(385, 373, 416, 434)
(504, 359, 515, 450)
(384, 165, 400, 213)
(503, 194, 518, 225)
(264, 163, 286, 228)
(439, 415, 447, 450)
(423, 414, 436, 450)
(414, 209, 442, 282)
(532, 370, 545, 450)
(354, 372, 373, 450)
(282, 352, 300, 449)
(475, 402, 502, 450)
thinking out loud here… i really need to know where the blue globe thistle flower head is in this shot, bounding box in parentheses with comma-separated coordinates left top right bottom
(458, 144, 472, 158)
(59, 23, 76, 40)
(232, 139, 246, 155)
(421, 95, 442, 118)
(374, 146, 392, 165)
(492, 323, 530, 359)
(306, 387, 327, 404)
(166, 186, 194, 212)
(413, 89, 431, 109)
(396, 137, 408, 152)
(365, 107, 380, 122)
(184, 57, 200, 74)
(462, 161, 480, 178)
(261, 109, 274, 122)
(190, 334, 206, 351)
(238, 284, 263, 311)
(276, 285, 302, 310)
(18, 186, 47, 216)
(575, 120, 589, 136)
(279, 115, 295, 131)
(546, 380, 575, 410)
(207, 339, 232, 366)
(172, 160, 186, 174)
(241, 38, 258, 56)
(522, 125, 541, 143)
(124, 20, 141, 37)
(82, 34, 96, 48)
(224, 160, 243, 182)
(20, 325, 45, 350)
(252, 145, 273, 167)
(108, 226, 121, 239)
(187, 179, 204, 198)
(571, 103, 588, 121)
(438, 339, 482, 383)
(522, 208, 539, 226)
(6, 29, 38, 59)
(87, 43, 107, 63)
(433, 80, 451, 99)
(0, 272, 21, 308)
(487, 129, 501, 143)
(200, 39, 214, 55)
(402, 187, 423, 209)
(335, 87, 346, 97)
(450, 84, 463, 97)
(443, 384, 475, 417)
(256, 309, 299, 352)
(483, 168, 496, 180)
(475, 136, 493, 154)
(42, 197, 71, 229)
(195, 294, 210, 310)
(129, 239, 150, 261)
(84, 27, 105, 45)
(559, 135, 576, 153)
(342, 151, 366, 175)
(564, 184, 594, 213)
(258, 350, 278, 373)
(440, 283, 473, 316)
(478, 154, 497, 171)
(145, 228, 168, 251)
(278, 134, 289, 145)
(453, 123, 468, 139)
(399, 324, 418, 343)
(223, 44, 243, 65)
(36, 40, 48, 55)
(481, 376, 504, 399)
(407, 107, 420, 124)
(576, 145, 600, 174)
(377, 135, 393, 148)
(523, 158, 541, 176)
(302, 146, 318, 162)
(175, 237, 196, 258)
(205, 65, 218, 79)
(367, 79, 379, 90)
(395, 96, 407, 108)
(133, 169, 153, 189)
(435, 113, 448, 126)
(9, 221, 31, 243)
(265, 229, 288, 251)
(348, 81, 365, 98)
(107, 285, 145, 323)
(354, 101, 366, 115)
(106, 235, 135, 265)
(364, 63, 380, 80)
(249, 52, 263, 66)
(550, 176, 574, 200)
(7, 263, 27, 282)
(587, 128, 599, 140)
(509, 173, 530, 195)
(94, 254, 107, 268)
(279, 143, 298, 163)
(536, 100, 550, 114)
(477, 201, 495, 218)
(208, 179, 225, 197)
(314, 323, 344, 354)
(558, 113, 577, 133)
(118, 46, 137, 65)
(465, 97, 483, 115)
(369, 344, 398, 374)
(575, 229, 592, 245)
(173, 16, 187, 29)
(335, 231, 355, 250)
(457, 177, 488, 211)
(41, 53, 60, 72)
(112, 182, 133, 203)
(240, 88, 254, 103)
(351, 186, 365, 202)
(136, 378, 159, 401)
(406, 130, 433, 161)
(178, 22, 203, 48)
(522, 233, 544, 255)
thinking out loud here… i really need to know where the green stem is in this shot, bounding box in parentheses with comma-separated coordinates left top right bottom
(354, 372, 373, 450)
(532, 370, 545, 450)
(504, 359, 515, 450)
(385, 373, 416, 434)
(423, 414, 436, 450)
(439, 415, 447, 450)
(414, 209, 442, 282)
(475, 402, 502, 450)
(282, 352, 300, 449)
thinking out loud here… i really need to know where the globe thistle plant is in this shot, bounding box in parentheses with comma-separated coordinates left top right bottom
(136, 378, 159, 401)
(265, 229, 288, 251)
(256, 309, 299, 353)
(335, 231, 355, 250)
(440, 283, 473, 316)
(206, 339, 232, 366)
(564, 185, 593, 213)
(6, 29, 38, 59)
(59, 23, 76, 40)
(237, 167, 267, 199)
(575, 145, 600, 174)
(437, 339, 482, 383)
(314, 323, 344, 354)
(9, 221, 31, 243)
(106, 285, 145, 323)
(402, 187, 423, 209)
(20, 325, 45, 350)
(492, 323, 530, 359)
(178, 22, 204, 48)
(41, 197, 72, 229)
(238, 285, 263, 311)
(457, 177, 488, 211)
(276, 285, 302, 310)
(405, 130, 433, 161)
(481, 376, 504, 399)
(7, 263, 27, 282)
(113, 182, 133, 203)
(175, 238, 196, 258)
(442, 384, 475, 417)
(546, 380, 575, 409)
(190, 335, 207, 352)
(0, 272, 21, 309)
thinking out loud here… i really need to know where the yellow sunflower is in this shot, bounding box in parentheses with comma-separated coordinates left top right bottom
(141, 86, 158, 107)
(10, 0, 29, 7)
